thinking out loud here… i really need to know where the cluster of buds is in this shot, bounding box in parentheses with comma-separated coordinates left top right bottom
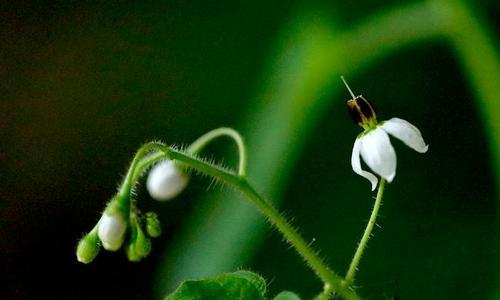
(76, 159, 188, 263)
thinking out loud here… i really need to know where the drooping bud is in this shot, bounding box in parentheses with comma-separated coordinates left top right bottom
(76, 230, 100, 264)
(147, 160, 189, 201)
(145, 211, 162, 238)
(98, 212, 127, 251)
(126, 222, 152, 262)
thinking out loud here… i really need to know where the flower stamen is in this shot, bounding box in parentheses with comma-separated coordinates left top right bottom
(342, 76, 377, 130)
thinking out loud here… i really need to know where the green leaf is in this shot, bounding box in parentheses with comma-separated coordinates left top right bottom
(230, 271, 267, 296)
(273, 291, 301, 300)
(165, 271, 266, 300)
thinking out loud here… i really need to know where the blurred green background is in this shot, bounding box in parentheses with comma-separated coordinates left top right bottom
(1, 0, 498, 299)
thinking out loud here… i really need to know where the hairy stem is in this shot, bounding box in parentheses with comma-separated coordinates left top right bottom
(314, 284, 334, 300)
(344, 179, 386, 286)
(187, 127, 248, 176)
(124, 142, 361, 300)
(154, 1, 455, 291)
(238, 180, 357, 299)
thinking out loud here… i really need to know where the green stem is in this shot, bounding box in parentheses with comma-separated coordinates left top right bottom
(314, 284, 334, 300)
(344, 179, 386, 286)
(238, 181, 357, 299)
(187, 127, 248, 176)
(155, 1, 455, 291)
(122, 142, 361, 300)
(131, 151, 165, 184)
(128, 128, 247, 186)
(118, 142, 167, 198)
(158, 0, 499, 295)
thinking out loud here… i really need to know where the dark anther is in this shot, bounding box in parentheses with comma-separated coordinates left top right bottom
(355, 96, 376, 120)
(347, 100, 363, 124)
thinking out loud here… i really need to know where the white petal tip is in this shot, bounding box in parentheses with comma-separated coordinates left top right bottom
(385, 172, 396, 183)
(382, 118, 429, 154)
(418, 144, 429, 153)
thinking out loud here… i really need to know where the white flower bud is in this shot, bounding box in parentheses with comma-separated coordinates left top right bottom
(98, 213, 127, 251)
(147, 160, 188, 201)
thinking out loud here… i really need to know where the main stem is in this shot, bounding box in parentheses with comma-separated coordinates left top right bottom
(124, 143, 361, 300)
(344, 179, 386, 286)
(239, 181, 359, 300)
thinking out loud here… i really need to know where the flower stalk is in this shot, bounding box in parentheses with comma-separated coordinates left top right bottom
(187, 127, 248, 176)
(112, 136, 360, 299)
(77, 128, 362, 299)
(77, 78, 428, 298)
(137, 143, 360, 299)
(344, 178, 386, 286)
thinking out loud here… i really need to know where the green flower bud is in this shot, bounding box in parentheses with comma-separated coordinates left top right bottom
(145, 212, 161, 238)
(126, 223, 152, 262)
(76, 231, 100, 264)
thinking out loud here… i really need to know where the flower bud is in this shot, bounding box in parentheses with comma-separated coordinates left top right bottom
(145, 212, 161, 238)
(98, 213, 127, 251)
(126, 223, 152, 262)
(147, 160, 189, 201)
(76, 231, 100, 264)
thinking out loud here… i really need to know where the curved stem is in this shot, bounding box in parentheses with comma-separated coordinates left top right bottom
(344, 179, 386, 286)
(156, 2, 456, 290)
(128, 128, 248, 185)
(187, 127, 248, 176)
(120, 142, 361, 300)
(118, 142, 168, 198)
(131, 151, 165, 184)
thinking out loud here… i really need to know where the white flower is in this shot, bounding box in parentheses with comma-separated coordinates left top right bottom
(351, 118, 428, 190)
(146, 160, 188, 201)
(98, 213, 127, 251)
(342, 77, 428, 190)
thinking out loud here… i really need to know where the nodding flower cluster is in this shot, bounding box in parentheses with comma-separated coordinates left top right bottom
(343, 77, 428, 190)
(76, 160, 188, 264)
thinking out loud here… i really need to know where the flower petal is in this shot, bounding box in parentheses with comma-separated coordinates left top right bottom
(381, 118, 428, 153)
(360, 127, 397, 182)
(351, 137, 378, 190)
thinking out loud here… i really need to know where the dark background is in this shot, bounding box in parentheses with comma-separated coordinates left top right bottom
(1, 1, 498, 299)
